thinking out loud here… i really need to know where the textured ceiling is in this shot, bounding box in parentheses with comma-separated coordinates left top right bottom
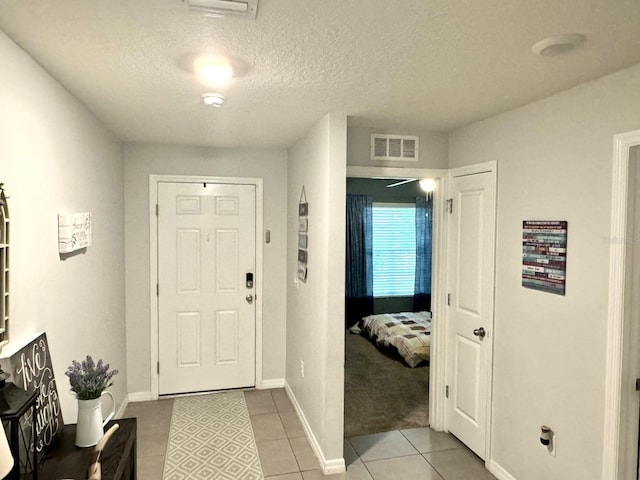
(0, 0, 638, 148)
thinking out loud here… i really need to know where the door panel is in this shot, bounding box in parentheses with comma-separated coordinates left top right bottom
(158, 182, 256, 395)
(215, 229, 239, 291)
(447, 169, 496, 460)
(215, 310, 239, 364)
(454, 335, 480, 422)
(177, 312, 201, 367)
(457, 190, 483, 314)
(177, 229, 201, 293)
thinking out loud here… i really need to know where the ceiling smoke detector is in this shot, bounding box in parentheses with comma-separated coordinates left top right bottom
(531, 34, 587, 57)
(202, 93, 225, 107)
(186, 0, 258, 19)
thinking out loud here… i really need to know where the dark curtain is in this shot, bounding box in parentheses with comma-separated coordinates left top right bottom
(345, 194, 373, 328)
(414, 195, 433, 311)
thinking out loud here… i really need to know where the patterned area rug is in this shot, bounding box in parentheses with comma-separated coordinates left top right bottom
(163, 391, 264, 480)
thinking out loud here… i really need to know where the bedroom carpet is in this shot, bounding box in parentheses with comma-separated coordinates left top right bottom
(344, 331, 429, 438)
(163, 391, 263, 480)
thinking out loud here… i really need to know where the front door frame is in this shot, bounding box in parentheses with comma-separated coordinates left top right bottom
(346, 166, 448, 430)
(602, 130, 640, 478)
(149, 174, 264, 400)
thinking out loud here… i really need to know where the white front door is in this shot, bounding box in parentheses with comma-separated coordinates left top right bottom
(446, 167, 496, 459)
(157, 182, 256, 395)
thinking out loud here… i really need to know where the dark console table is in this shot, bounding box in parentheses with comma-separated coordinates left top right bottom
(39, 418, 136, 480)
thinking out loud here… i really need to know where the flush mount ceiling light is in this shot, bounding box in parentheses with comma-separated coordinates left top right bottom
(198, 62, 233, 84)
(531, 33, 587, 57)
(202, 93, 225, 107)
(177, 53, 251, 84)
(186, 0, 258, 19)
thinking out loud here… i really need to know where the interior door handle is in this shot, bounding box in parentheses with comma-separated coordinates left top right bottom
(473, 327, 486, 339)
(246, 294, 254, 304)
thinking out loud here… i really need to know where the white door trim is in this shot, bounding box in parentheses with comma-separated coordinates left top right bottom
(602, 130, 640, 479)
(346, 166, 448, 430)
(149, 174, 264, 400)
(445, 160, 497, 465)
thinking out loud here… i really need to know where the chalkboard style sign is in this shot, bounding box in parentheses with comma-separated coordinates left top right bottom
(7, 332, 63, 454)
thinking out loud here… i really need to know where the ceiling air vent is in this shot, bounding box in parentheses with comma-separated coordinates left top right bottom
(370, 134, 419, 162)
(186, 0, 258, 19)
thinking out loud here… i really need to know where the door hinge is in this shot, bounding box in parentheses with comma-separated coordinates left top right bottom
(156, 283, 159, 296)
(447, 293, 451, 306)
(157, 362, 160, 374)
(636, 378, 640, 391)
(445, 385, 449, 398)
(446, 198, 453, 214)
(156, 203, 159, 216)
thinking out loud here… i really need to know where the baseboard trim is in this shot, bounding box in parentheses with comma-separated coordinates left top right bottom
(489, 459, 517, 480)
(322, 458, 347, 475)
(284, 382, 346, 475)
(128, 391, 153, 403)
(257, 378, 285, 389)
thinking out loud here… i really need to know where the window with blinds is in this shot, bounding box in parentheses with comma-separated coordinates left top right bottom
(372, 203, 416, 297)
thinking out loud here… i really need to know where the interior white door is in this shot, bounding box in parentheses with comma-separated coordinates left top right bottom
(623, 152, 640, 479)
(157, 182, 256, 395)
(446, 168, 496, 459)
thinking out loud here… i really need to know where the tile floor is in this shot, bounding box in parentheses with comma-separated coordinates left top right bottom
(123, 388, 497, 480)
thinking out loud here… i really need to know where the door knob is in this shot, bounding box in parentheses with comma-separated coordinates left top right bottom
(473, 327, 486, 339)
(246, 294, 254, 304)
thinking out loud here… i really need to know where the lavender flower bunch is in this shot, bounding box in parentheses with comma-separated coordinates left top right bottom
(65, 355, 118, 400)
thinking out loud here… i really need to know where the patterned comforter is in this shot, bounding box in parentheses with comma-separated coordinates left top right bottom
(355, 311, 432, 367)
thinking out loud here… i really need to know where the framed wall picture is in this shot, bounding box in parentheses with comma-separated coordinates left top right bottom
(297, 263, 307, 282)
(522, 220, 567, 295)
(58, 212, 92, 253)
(297, 186, 309, 282)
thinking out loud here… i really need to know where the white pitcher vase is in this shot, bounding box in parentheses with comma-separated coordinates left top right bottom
(75, 391, 115, 447)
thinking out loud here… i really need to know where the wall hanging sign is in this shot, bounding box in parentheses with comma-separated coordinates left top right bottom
(6, 332, 63, 455)
(522, 220, 567, 295)
(58, 212, 92, 253)
(297, 187, 308, 282)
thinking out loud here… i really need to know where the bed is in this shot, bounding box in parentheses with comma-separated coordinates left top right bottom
(350, 311, 432, 367)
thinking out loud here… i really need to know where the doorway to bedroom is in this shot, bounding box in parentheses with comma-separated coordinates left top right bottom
(344, 176, 434, 438)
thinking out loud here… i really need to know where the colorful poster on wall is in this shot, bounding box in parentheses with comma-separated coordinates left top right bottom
(522, 221, 567, 295)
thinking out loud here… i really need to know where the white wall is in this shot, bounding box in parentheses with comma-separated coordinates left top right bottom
(0, 31, 126, 422)
(449, 63, 640, 479)
(347, 125, 448, 169)
(123, 143, 288, 394)
(286, 113, 347, 468)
